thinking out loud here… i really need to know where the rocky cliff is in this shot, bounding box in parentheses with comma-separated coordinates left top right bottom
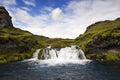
(75, 18, 120, 64)
(0, 6, 38, 64)
(0, 6, 13, 28)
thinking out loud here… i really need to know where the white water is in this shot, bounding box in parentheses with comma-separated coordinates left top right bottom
(28, 45, 91, 66)
(43, 45, 86, 60)
(32, 49, 41, 60)
(37, 59, 91, 66)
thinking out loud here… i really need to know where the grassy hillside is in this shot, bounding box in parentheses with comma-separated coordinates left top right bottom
(0, 28, 74, 63)
(0, 28, 39, 64)
(75, 18, 120, 64)
(45, 38, 74, 48)
(0, 6, 54, 64)
(33, 35, 74, 48)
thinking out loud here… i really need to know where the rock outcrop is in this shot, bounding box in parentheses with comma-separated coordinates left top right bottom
(0, 6, 13, 28)
(0, 6, 38, 64)
(75, 18, 120, 64)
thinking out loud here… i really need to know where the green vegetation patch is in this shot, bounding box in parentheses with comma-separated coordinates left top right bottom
(75, 18, 120, 52)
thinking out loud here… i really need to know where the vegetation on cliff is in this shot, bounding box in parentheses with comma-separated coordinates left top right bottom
(0, 28, 38, 64)
(75, 18, 120, 64)
(0, 6, 38, 64)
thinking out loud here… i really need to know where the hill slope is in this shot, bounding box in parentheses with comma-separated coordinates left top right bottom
(0, 6, 73, 64)
(75, 18, 120, 64)
(0, 6, 49, 64)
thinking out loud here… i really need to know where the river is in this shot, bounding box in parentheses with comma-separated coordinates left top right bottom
(0, 47, 120, 80)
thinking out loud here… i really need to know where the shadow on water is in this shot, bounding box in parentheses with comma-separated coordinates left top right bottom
(0, 59, 120, 80)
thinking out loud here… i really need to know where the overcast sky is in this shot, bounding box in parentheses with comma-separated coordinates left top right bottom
(0, 0, 120, 39)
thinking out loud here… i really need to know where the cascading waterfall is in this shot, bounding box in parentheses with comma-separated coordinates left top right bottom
(43, 45, 86, 60)
(29, 45, 90, 66)
(32, 49, 41, 60)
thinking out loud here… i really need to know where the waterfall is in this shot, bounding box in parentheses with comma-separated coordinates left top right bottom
(27, 46, 90, 66)
(32, 49, 41, 60)
(43, 45, 86, 60)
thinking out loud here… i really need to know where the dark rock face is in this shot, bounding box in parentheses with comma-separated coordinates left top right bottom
(0, 38, 17, 49)
(0, 6, 13, 28)
(86, 36, 120, 54)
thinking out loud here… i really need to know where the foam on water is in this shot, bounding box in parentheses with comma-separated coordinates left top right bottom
(26, 45, 91, 66)
(37, 59, 91, 66)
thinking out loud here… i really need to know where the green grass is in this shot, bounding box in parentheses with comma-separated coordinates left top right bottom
(75, 18, 120, 52)
(0, 28, 38, 64)
(86, 52, 120, 64)
(0, 49, 35, 64)
(104, 54, 119, 62)
(75, 18, 120, 64)
(45, 38, 74, 48)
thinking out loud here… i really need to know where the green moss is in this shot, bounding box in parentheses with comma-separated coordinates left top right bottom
(0, 59, 7, 64)
(101, 30, 112, 38)
(0, 49, 35, 64)
(0, 56, 7, 64)
(7, 56, 19, 62)
(86, 54, 93, 59)
(75, 18, 120, 53)
(45, 38, 74, 48)
(112, 30, 120, 38)
(0, 27, 38, 64)
(86, 54, 103, 60)
(86, 53, 120, 64)
(105, 54, 119, 62)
